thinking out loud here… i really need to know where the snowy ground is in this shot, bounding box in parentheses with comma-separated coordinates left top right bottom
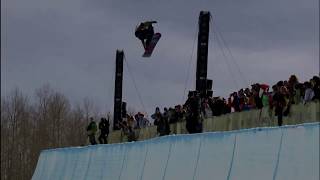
(32, 122, 319, 180)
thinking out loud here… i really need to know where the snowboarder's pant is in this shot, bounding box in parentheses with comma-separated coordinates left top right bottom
(145, 32, 155, 48)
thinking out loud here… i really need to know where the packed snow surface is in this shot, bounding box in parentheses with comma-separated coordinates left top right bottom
(32, 123, 319, 180)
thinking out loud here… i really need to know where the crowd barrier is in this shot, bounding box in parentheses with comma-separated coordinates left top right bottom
(108, 101, 320, 143)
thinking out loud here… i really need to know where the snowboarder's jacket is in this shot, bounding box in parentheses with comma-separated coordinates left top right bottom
(136, 21, 157, 32)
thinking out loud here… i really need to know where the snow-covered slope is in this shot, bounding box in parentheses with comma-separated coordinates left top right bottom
(32, 123, 319, 180)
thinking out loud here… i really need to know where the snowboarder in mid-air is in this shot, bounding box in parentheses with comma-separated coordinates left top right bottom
(135, 21, 161, 57)
(135, 21, 157, 49)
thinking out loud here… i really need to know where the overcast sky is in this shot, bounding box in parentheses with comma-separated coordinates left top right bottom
(1, 0, 319, 116)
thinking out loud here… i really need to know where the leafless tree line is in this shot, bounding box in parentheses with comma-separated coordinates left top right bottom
(1, 85, 105, 180)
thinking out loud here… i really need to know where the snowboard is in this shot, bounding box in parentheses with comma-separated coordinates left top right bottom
(142, 33, 161, 57)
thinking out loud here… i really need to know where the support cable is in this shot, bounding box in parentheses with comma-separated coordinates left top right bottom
(213, 28, 241, 90)
(213, 24, 250, 87)
(123, 55, 147, 114)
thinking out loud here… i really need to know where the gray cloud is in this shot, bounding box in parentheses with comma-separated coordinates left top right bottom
(1, 0, 319, 116)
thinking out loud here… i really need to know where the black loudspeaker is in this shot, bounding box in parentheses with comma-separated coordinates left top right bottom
(206, 90, 213, 97)
(113, 50, 124, 130)
(206, 79, 212, 90)
(188, 90, 200, 97)
(121, 101, 127, 118)
(196, 11, 210, 92)
(188, 91, 195, 97)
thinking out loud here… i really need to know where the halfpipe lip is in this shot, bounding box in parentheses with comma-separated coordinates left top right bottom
(41, 122, 320, 153)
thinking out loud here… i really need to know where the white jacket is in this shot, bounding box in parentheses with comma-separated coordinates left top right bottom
(304, 88, 314, 104)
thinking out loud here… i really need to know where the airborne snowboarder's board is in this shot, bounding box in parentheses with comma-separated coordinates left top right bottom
(142, 33, 161, 57)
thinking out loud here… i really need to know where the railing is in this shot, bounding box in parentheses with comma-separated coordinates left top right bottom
(108, 101, 320, 144)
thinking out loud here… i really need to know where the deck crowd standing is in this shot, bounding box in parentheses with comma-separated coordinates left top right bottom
(87, 75, 320, 144)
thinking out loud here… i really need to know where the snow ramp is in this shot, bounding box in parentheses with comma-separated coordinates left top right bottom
(32, 123, 319, 180)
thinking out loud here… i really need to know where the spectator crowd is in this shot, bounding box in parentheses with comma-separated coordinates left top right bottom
(87, 75, 320, 144)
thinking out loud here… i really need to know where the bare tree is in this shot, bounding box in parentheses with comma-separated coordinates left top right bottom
(83, 97, 94, 125)
(65, 103, 87, 146)
(1, 85, 104, 180)
(49, 92, 70, 147)
(1, 88, 32, 180)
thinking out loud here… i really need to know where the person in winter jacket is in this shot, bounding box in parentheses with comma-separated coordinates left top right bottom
(152, 107, 170, 136)
(303, 82, 315, 104)
(87, 117, 97, 145)
(288, 75, 299, 104)
(184, 92, 203, 134)
(98, 117, 110, 144)
(272, 86, 286, 126)
(311, 76, 320, 101)
(293, 83, 303, 105)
